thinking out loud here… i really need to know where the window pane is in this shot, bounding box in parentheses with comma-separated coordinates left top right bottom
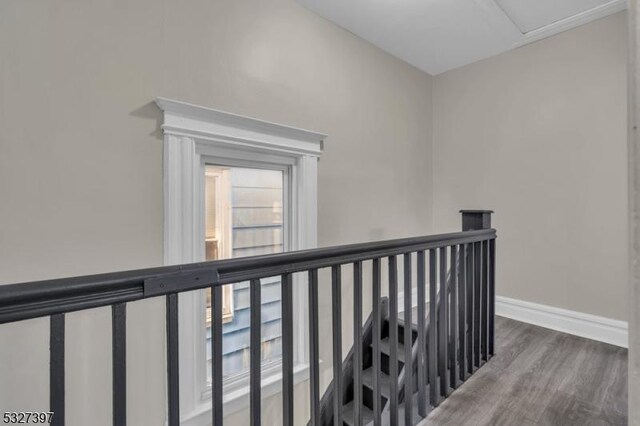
(204, 165, 285, 383)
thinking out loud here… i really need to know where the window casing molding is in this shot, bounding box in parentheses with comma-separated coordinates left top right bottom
(155, 98, 325, 425)
(203, 167, 234, 324)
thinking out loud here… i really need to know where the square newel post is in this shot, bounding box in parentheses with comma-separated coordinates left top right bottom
(460, 210, 494, 231)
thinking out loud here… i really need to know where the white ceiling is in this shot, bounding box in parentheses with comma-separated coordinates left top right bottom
(297, 0, 626, 75)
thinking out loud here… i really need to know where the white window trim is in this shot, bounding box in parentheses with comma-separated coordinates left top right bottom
(155, 98, 325, 425)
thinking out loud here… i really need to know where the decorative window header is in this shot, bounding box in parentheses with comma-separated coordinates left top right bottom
(155, 97, 326, 157)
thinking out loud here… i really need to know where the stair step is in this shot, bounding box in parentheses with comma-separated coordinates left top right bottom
(343, 390, 435, 426)
(381, 392, 432, 426)
(385, 305, 430, 333)
(342, 400, 374, 426)
(362, 367, 392, 398)
(377, 337, 407, 363)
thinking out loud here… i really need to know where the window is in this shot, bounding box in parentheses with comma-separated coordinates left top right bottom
(156, 97, 325, 424)
(204, 166, 286, 382)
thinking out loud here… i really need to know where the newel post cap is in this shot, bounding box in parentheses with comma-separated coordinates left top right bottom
(460, 210, 494, 231)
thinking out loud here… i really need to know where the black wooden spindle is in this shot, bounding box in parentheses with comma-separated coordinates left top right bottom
(467, 243, 475, 374)
(481, 240, 488, 363)
(50, 313, 65, 426)
(308, 270, 320, 426)
(428, 250, 438, 407)
(353, 262, 362, 426)
(449, 246, 458, 389)
(388, 256, 399, 426)
(403, 253, 413, 425)
(489, 239, 496, 356)
(353, 261, 363, 426)
(281, 273, 294, 426)
(112, 303, 127, 426)
(372, 259, 382, 426)
(467, 243, 474, 374)
(417, 251, 427, 417)
(331, 266, 343, 426)
(250, 280, 261, 426)
(474, 242, 481, 368)
(458, 244, 468, 382)
(166, 294, 179, 426)
(438, 247, 449, 397)
(211, 287, 223, 426)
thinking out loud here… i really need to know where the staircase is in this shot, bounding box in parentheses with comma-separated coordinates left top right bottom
(342, 308, 427, 426)
(320, 294, 468, 426)
(317, 233, 494, 426)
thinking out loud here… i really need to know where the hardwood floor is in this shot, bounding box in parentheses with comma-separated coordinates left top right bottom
(418, 316, 628, 426)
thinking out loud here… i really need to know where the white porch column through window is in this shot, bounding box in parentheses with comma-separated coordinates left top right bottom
(155, 98, 326, 425)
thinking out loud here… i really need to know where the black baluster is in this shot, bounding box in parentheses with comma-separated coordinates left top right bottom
(282, 273, 294, 426)
(417, 251, 427, 417)
(458, 244, 468, 382)
(50, 314, 65, 426)
(250, 280, 261, 426)
(388, 256, 399, 426)
(166, 294, 179, 426)
(353, 261, 363, 426)
(211, 287, 223, 426)
(438, 247, 449, 397)
(309, 270, 320, 426)
(481, 240, 488, 363)
(449, 246, 458, 389)
(331, 266, 343, 426)
(112, 303, 126, 426)
(489, 239, 496, 357)
(372, 259, 382, 426)
(428, 250, 438, 407)
(467, 243, 474, 374)
(474, 242, 481, 368)
(403, 253, 413, 425)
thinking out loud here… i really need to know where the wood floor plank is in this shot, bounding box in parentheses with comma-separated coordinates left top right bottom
(539, 390, 627, 426)
(602, 346, 629, 418)
(417, 316, 627, 426)
(567, 339, 628, 408)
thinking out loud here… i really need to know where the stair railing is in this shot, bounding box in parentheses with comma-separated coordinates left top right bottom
(387, 210, 496, 425)
(0, 210, 496, 426)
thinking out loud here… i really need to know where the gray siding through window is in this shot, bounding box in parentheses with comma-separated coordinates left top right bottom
(207, 168, 284, 381)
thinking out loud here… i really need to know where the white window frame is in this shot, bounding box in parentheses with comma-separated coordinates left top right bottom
(155, 98, 325, 425)
(203, 166, 234, 323)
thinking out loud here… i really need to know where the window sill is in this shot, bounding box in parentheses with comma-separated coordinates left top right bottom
(179, 363, 310, 426)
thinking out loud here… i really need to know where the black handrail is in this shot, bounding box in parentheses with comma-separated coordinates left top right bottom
(0, 228, 495, 324)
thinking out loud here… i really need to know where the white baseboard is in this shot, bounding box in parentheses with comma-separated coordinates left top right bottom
(496, 296, 628, 348)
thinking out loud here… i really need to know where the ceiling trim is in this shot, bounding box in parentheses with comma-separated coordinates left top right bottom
(512, 0, 627, 47)
(297, 0, 627, 75)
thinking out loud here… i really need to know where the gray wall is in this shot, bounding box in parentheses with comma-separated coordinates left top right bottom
(0, 0, 433, 425)
(432, 12, 628, 321)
